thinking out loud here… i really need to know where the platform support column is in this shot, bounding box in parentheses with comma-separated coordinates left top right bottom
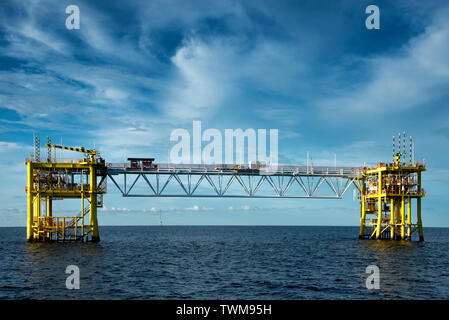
(401, 196, 405, 240)
(417, 171, 424, 241)
(26, 162, 34, 242)
(47, 197, 52, 217)
(375, 170, 382, 239)
(359, 179, 366, 238)
(390, 198, 395, 239)
(407, 197, 411, 239)
(90, 163, 100, 242)
(417, 197, 423, 241)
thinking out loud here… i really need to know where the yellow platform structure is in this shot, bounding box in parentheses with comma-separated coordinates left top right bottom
(356, 132, 426, 241)
(25, 137, 107, 242)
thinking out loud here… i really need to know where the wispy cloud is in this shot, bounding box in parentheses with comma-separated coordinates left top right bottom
(317, 7, 449, 119)
(186, 205, 215, 212)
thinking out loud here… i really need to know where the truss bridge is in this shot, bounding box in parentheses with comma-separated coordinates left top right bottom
(106, 164, 361, 199)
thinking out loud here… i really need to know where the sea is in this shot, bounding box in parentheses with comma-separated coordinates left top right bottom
(1, 226, 449, 300)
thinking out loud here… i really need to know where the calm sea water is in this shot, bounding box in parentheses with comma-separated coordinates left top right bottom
(1, 226, 449, 300)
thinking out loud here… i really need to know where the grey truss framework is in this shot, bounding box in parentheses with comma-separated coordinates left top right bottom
(107, 164, 361, 199)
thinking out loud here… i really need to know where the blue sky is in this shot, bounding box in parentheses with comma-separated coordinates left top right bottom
(1, 0, 449, 227)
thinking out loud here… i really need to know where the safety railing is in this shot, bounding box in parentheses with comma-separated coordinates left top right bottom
(36, 214, 90, 241)
(107, 163, 364, 175)
(26, 183, 107, 193)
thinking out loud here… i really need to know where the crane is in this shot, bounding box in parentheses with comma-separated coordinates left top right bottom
(45, 144, 97, 162)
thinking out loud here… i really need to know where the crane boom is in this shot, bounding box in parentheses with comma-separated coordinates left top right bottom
(45, 144, 97, 161)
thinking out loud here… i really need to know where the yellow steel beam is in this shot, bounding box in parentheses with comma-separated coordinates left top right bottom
(46, 197, 52, 217)
(26, 162, 34, 241)
(401, 196, 405, 240)
(390, 198, 395, 240)
(31, 162, 94, 169)
(359, 193, 366, 238)
(29, 190, 106, 197)
(89, 163, 100, 242)
(417, 171, 424, 241)
(407, 196, 411, 239)
(365, 194, 426, 199)
(376, 170, 382, 239)
(364, 166, 426, 175)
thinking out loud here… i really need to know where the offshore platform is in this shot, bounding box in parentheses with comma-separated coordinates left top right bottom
(355, 133, 426, 241)
(24, 132, 426, 242)
(25, 137, 106, 242)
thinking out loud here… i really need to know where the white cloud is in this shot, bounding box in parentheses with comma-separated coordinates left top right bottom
(100, 88, 129, 101)
(94, 125, 167, 161)
(109, 207, 131, 212)
(185, 205, 214, 211)
(0, 141, 25, 151)
(227, 205, 252, 211)
(163, 38, 233, 119)
(318, 7, 449, 118)
(161, 35, 309, 121)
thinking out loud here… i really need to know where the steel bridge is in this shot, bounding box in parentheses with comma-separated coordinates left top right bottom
(107, 163, 361, 199)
